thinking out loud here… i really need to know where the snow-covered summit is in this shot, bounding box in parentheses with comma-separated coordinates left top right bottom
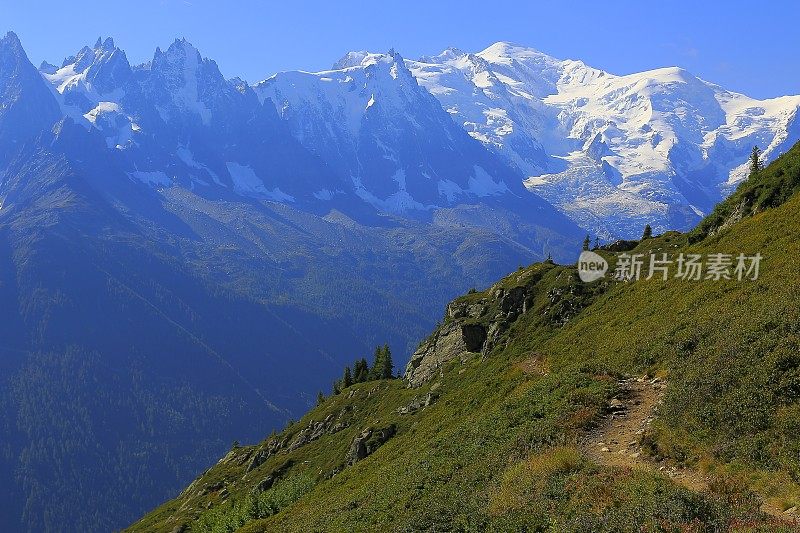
(47, 37, 131, 97)
(332, 50, 371, 70)
(407, 42, 800, 238)
(255, 48, 534, 213)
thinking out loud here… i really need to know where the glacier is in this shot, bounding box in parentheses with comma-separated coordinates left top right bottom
(408, 42, 800, 239)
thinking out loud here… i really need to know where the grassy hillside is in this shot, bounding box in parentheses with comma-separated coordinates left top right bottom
(692, 142, 800, 240)
(129, 145, 800, 532)
(0, 127, 559, 532)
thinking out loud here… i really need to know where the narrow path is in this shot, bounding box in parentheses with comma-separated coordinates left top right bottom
(582, 376, 798, 524)
(583, 376, 708, 491)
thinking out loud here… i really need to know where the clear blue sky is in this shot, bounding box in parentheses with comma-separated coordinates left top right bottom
(3, 0, 798, 98)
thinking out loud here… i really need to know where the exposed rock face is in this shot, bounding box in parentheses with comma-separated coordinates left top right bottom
(710, 198, 750, 237)
(199, 481, 224, 496)
(252, 475, 276, 494)
(397, 391, 439, 415)
(241, 410, 353, 476)
(602, 240, 639, 252)
(345, 429, 371, 465)
(245, 437, 286, 473)
(405, 285, 532, 387)
(345, 425, 397, 465)
(250, 459, 295, 494)
(287, 413, 347, 451)
(404, 321, 470, 387)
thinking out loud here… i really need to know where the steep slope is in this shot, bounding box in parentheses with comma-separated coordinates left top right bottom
(0, 32, 60, 164)
(38, 38, 584, 258)
(0, 123, 549, 532)
(0, 36, 583, 532)
(6, 32, 799, 532)
(131, 142, 800, 531)
(408, 42, 800, 239)
(256, 50, 519, 210)
(0, 120, 342, 532)
(693, 140, 800, 239)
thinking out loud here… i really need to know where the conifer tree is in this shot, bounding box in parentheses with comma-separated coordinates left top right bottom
(316, 391, 325, 406)
(750, 145, 763, 176)
(354, 358, 369, 383)
(379, 344, 393, 379)
(342, 366, 353, 388)
(642, 224, 652, 240)
(582, 234, 590, 251)
(369, 345, 384, 380)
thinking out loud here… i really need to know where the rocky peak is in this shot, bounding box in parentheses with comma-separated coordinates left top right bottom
(51, 37, 132, 97)
(151, 38, 204, 80)
(147, 38, 223, 125)
(86, 38, 131, 94)
(417, 47, 465, 64)
(0, 31, 25, 61)
(0, 32, 61, 149)
(39, 61, 58, 75)
(331, 49, 414, 83)
(1, 32, 37, 84)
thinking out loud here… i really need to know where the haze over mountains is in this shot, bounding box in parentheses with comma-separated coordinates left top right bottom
(1, 30, 798, 532)
(27, 35, 800, 241)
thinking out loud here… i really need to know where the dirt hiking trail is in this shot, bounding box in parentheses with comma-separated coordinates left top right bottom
(582, 376, 798, 525)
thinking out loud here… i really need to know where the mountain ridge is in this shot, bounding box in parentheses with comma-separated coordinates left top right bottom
(406, 41, 800, 239)
(28, 36, 800, 240)
(0, 33, 586, 532)
(130, 140, 800, 532)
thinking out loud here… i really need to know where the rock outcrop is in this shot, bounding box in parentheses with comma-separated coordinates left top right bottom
(345, 425, 397, 465)
(405, 285, 532, 387)
(242, 408, 351, 475)
(397, 391, 439, 415)
(245, 437, 286, 473)
(287, 412, 348, 451)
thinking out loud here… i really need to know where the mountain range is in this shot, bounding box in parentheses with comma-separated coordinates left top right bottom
(1, 30, 798, 531)
(26, 36, 800, 241)
(407, 42, 800, 238)
(130, 141, 800, 531)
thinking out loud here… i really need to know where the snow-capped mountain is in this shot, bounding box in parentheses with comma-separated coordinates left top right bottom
(252, 49, 584, 259)
(27, 37, 800, 240)
(255, 50, 527, 212)
(408, 42, 800, 239)
(29, 37, 581, 248)
(37, 37, 340, 203)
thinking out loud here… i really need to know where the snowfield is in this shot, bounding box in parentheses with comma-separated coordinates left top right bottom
(408, 42, 800, 239)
